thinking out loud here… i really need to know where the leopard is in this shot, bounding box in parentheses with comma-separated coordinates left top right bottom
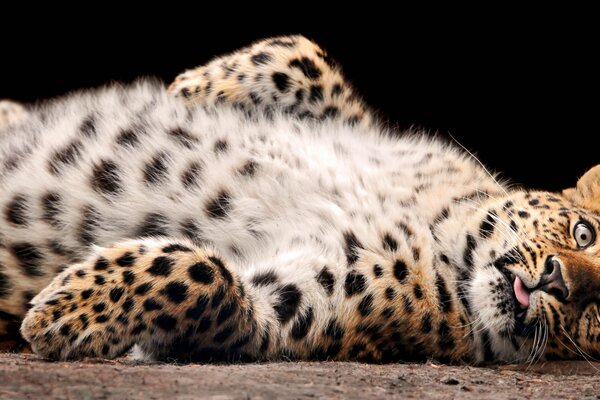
(0, 35, 598, 364)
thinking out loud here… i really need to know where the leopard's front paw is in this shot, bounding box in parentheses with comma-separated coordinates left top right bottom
(0, 100, 27, 129)
(20, 242, 150, 360)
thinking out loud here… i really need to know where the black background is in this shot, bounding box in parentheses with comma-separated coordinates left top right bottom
(1, 10, 596, 192)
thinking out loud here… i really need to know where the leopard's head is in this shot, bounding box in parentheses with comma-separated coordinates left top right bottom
(467, 165, 600, 363)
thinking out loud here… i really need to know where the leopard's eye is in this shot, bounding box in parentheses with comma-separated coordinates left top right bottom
(574, 221, 595, 248)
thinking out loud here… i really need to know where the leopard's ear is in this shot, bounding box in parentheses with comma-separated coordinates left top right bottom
(563, 165, 600, 212)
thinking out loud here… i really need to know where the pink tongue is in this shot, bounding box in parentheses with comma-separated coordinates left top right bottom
(514, 276, 530, 308)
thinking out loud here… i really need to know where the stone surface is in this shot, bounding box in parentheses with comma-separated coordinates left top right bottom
(0, 353, 599, 399)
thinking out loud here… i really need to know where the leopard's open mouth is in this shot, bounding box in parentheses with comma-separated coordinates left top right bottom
(496, 262, 536, 336)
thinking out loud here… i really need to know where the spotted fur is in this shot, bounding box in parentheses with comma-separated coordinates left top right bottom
(2, 36, 600, 364)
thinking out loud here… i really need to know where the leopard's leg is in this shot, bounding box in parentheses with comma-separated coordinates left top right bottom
(0, 100, 27, 130)
(21, 237, 364, 362)
(168, 35, 374, 127)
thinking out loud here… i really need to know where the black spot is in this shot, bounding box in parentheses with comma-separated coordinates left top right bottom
(249, 92, 261, 105)
(116, 128, 140, 147)
(79, 314, 89, 329)
(0, 271, 11, 298)
(358, 294, 374, 316)
(213, 325, 235, 343)
(10, 242, 44, 276)
(147, 256, 174, 276)
(412, 247, 421, 262)
(198, 316, 212, 333)
(290, 307, 314, 340)
(518, 211, 530, 219)
(209, 256, 233, 285)
(479, 211, 497, 239)
(122, 297, 134, 312)
(438, 320, 455, 350)
(154, 314, 177, 331)
(463, 234, 477, 268)
(216, 301, 237, 325)
(529, 198, 540, 206)
(317, 267, 335, 296)
(373, 264, 383, 278)
(91, 160, 122, 195)
(268, 38, 296, 47)
(79, 115, 96, 137)
(168, 127, 199, 149)
(52, 309, 63, 322)
(331, 83, 343, 97)
(381, 307, 395, 319)
(162, 244, 192, 253)
(94, 257, 109, 271)
(81, 289, 94, 299)
(188, 262, 214, 284)
(59, 324, 71, 337)
(105, 287, 124, 304)
(101, 344, 110, 356)
(211, 287, 226, 308)
(309, 85, 323, 103)
(393, 260, 408, 283)
(93, 302, 106, 313)
(482, 331, 494, 361)
(122, 270, 135, 285)
(47, 240, 76, 258)
(116, 252, 136, 267)
(131, 322, 147, 335)
(402, 295, 414, 314)
(230, 333, 252, 350)
(382, 233, 398, 252)
(294, 88, 305, 103)
(343, 231, 363, 265)
(272, 72, 291, 92)
(251, 52, 272, 65)
(345, 271, 366, 296)
(413, 284, 423, 299)
(78, 205, 101, 246)
(48, 140, 83, 175)
(289, 57, 322, 80)
(94, 275, 106, 285)
(322, 106, 339, 119)
(161, 281, 188, 304)
(324, 319, 344, 340)
(181, 162, 203, 188)
(39, 192, 62, 227)
(238, 159, 259, 177)
(143, 298, 163, 311)
(5, 194, 29, 226)
(273, 284, 302, 324)
(143, 152, 169, 185)
(95, 314, 109, 323)
(259, 331, 270, 353)
(251, 271, 278, 287)
(186, 295, 209, 320)
(421, 313, 432, 333)
(136, 212, 169, 237)
(213, 139, 229, 154)
(205, 191, 232, 219)
(385, 287, 396, 300)
(435, 274, 452, 313)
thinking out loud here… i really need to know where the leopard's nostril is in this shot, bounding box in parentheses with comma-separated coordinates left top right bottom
(538, 256, 569, 301)
(544, 256, 556, 275)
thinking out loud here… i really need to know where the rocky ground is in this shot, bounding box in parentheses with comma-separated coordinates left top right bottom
(0, 353, 599, 399)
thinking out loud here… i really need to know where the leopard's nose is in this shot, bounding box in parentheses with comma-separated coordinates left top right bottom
(537, 256, 569, 301)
